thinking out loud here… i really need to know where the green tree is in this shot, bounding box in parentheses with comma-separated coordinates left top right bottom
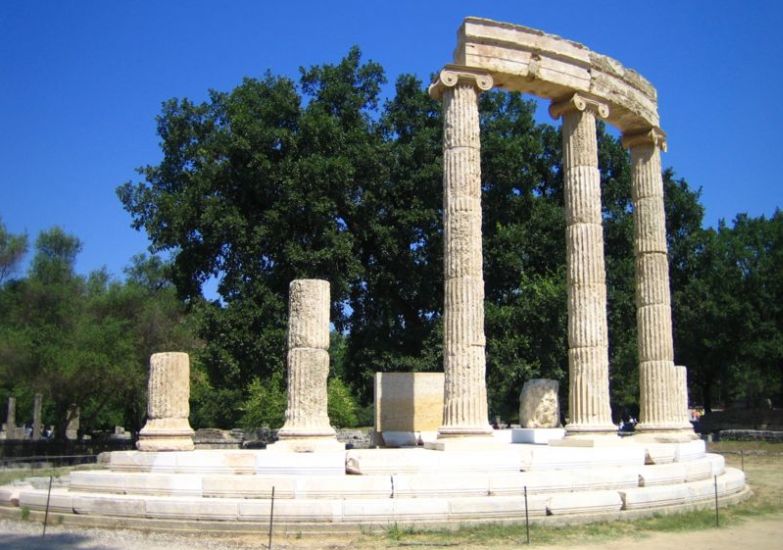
(0, 217, 28, 283)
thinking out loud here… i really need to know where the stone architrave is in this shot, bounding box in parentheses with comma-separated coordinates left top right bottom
(275, 279, 340, 451)
(623, 128, 693, 438)
(32, 393, 42, 441)
(519, 379, 561, 429)
(136, 353, 195, 451)
(65, 405, 80, 441)
(550, 94, 616, 438)
(429, 66, 494, 442)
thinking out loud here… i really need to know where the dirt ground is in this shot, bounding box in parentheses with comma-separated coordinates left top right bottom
(2, 514, 783, 549)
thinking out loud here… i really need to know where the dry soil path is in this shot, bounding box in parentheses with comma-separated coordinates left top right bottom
(1, 514, 782, 549)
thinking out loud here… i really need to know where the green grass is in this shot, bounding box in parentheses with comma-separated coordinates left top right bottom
(368, 442, 783, 548)
(0, 463, 105, 486)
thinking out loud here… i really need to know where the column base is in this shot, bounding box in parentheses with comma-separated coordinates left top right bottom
(136, 418, 195, 452)
(267, 436, 344, 453)
(425, 434, 508, 451)
(556, 423, 621, 447)
(277, 425, 337, 439)
(633, 425, 700, 443)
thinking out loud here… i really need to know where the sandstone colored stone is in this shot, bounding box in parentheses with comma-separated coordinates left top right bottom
(518, 379, 560, 428)
(374, 372, 444, 434)
(287, 279, 330, 350)
(554, 97, 615, 438)
(434, 70, 494, 440)
(137, 352, 195, 452)
(32, 393, 42, 441)
(277, 279, 337, 445)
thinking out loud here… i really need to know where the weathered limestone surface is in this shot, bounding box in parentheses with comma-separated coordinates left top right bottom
(518, 379, 560, 428)
(277, 279, 337, 445)
(552, 94, 615, 437)
(65, 405, 80, 441)
(4, 397, 20, 439)
(674, 365, 693, 428)
(430, 67, 494, 439)
(32, 393, 42, 441)
(374, 372, 444, 433)
(137, 352, 195, 452)
(623, 128, 691, 436)
(453, 18, 660, 133)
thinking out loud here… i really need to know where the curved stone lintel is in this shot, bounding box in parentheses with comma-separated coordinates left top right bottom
(453, 17, 660, 132)
(622, 127, 668, 153)
(429, 64, 494, 100)
(550, 93, 609, 120)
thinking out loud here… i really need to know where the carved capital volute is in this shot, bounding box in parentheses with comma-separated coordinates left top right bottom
(549, 93, 610, 120)
(428, 64, 494, 100)
(621, 127, 668, 152)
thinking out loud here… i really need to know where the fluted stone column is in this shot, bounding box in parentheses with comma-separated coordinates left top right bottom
(623, 128, 692, 436)
(5, 397, 18, 439)
(137, 352, 195, 451)
(550, 94, 616, 437)
(276, 279, 339, 450)
(674, 365, 691, 427)
(32, 393, 42, 441)
(429, 66, 494, 439)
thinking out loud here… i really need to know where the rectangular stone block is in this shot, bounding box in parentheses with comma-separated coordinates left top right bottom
(527, 445, 645, 470)
(392, 473, 489, 499)
(374, 373, 444, 433)
(255, 449, 345, 475)
(638, 463, 686, 487)
(511, 428, 565, 444)
(620, 484, 688, 510)
(547, 490, 622, 515)
(449, 495, 548, 519)
(241, 499, 340, 523)
(69, 471, 203, 497)
(683, 459, 714, 482)
(144, 496, 238, 520)
(296, 475, 391, 500)
(387, 498, 450, 522)
(674, 439, 706, 462)
(201, 475, 295, 499)
(19, 490, 73, 513)
(73, 494, 145, 517)
(108, 450, 178, 473)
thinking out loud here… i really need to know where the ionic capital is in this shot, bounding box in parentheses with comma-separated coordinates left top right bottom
(622, 127, 668, 152)
(549, 93, 609, 121)
(428, 64, 494, 100)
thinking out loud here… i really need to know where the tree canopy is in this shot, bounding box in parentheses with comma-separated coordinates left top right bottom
(2, 49, 779, 438)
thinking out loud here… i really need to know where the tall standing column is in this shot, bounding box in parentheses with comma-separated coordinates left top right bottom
(550, 94, 616, 437)
(277, 279, 337, 444)
(429, 66, 494, 438)
(5, 397, 17, 439)
(623, 128, 692, 436)
(32, 393, 42, 441)
(137, 352, 195, 451)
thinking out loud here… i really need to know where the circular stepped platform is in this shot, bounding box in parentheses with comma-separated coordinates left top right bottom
(0, 439, 748, 533)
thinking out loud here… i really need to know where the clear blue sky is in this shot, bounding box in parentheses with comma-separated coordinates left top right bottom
(1, 1, 781, 280)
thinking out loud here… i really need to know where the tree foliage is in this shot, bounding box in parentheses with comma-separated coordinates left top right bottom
(116, 47, 783, 426)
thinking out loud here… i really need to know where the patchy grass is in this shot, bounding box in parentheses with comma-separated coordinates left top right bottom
(367, 442, 783, 548)
(0, 463, 104, 486)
